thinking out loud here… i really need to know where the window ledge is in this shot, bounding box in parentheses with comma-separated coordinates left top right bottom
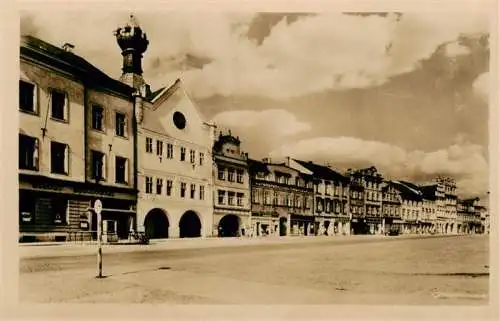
(19, 109, 39, 116)
(50, 117, 69, 124)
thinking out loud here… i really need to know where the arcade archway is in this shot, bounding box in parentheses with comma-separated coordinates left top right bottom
(144, 208, 169, 239)
(218, 214, 240, 237)
(179, 210, 202, 238)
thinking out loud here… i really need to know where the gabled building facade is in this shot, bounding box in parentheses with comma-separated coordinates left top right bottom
(19, 35, 137, 242)
(381, 181, 403, 235)
(347, 166, 384, 234)
(394, 181, 422, 234)
(113, 17, 216, 239)
(213, 131, 251, 237)
(294, 160, 350, 236)
(248, 159, 314, 237)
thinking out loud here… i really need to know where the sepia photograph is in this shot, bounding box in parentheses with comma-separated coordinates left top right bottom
(2, 0, 497, 319)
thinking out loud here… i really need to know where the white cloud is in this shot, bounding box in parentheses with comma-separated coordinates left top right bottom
(270, 136, 488, 198)
(212, 108, 311, 140)
(473, 71, 489, 102)
(21, 10, 490, 100)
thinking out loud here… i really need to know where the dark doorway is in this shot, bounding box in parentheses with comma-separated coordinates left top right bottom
(179, 211, 202, 238)
(324, 221, 330, 236)
(218, 214, 240, 237)
(144, 209, 169, 239)
(279, 217, 287, 236)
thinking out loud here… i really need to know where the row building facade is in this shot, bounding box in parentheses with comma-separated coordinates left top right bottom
(17, 16, 489, 242)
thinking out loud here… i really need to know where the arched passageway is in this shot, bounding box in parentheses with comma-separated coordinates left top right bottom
(144, 208, 169, 239)
(179, 210, 202, 238)
(218, 214, 240, 237)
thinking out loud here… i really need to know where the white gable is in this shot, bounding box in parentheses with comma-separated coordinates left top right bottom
(142, 80, 211, 148)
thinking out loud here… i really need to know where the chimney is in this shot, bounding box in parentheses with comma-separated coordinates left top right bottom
(62, 42, 75, 53)
(286, 156, 290, 166)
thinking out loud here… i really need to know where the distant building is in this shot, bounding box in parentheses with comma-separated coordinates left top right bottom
(457, 197, 482, 234)
(213, 131, 251, 237)
(293, 160, 350, 236)
(346, 169, 366, 234)
(420, 186, 438, 234)
(347, 167, 384, 235)
(381, 181, 403, 235)
(19, 35, 137, 242)
(248, 158, 314, 237)
(115, 16, 216, 239)
(393, 181, 422, 234)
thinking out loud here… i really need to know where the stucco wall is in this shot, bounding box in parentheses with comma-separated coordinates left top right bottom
(19, 59, 85, 182)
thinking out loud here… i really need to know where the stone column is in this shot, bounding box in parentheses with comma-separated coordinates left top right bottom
(286, 214, 291, 236)
(169, 225, 180, 238)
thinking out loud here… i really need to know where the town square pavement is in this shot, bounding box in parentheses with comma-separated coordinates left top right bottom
(19, 235, 489, 305)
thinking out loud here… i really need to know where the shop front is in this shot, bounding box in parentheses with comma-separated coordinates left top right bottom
(250, 213, 279, 237)
(19, 174, 137, 243)
(290, 214, 315, 236)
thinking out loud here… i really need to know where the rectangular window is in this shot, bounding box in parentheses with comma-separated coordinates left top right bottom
(199, 152, 204, 166)
(252, 190, 260, 204)
(180, 182, 186, 198)
(19, 134, 39, 171)
(180, 147, 186, 161)
(190, 150, 196, 163)
(156, 140, 163, 156)
(228, 192, 235, 206)
(91, 150, 106, 180)
(228, 169, 235, 182)
(167, 143, 174, 159)
(92, 105, 104, 131)
(156, 178, 163, 195)
(218, 190, 225, 205)
(145, 176, 153, 194)
(19, 80, 36, 113)
(115, 156, 128, 184)
(51, 89, 68, 121)
(264, 191, 271, 205)
(146, 137, 153, 153)
(199, 185, 205, 200)
(51, 141, 69, 175)
(237, 170, 244, 183)
(190, 184, 196, 199)
(115, 112, 126, 137)
(218, 167, 225, 180)
(51, 197, 68, 225)
(166, 180, 173, 196)
(237, 193, 244, 206)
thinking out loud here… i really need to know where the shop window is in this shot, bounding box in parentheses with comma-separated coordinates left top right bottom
(52, 197, 68, 225)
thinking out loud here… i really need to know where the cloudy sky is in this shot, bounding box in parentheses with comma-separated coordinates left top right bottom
(20, 7, 491, 198)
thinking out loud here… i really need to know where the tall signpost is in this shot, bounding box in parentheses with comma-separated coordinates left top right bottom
(94, 199, 103, 278)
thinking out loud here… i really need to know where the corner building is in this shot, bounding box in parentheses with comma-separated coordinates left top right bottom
(19, 35, 137, 242)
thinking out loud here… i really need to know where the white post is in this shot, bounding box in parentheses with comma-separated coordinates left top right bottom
(94, 199, 103, 278)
